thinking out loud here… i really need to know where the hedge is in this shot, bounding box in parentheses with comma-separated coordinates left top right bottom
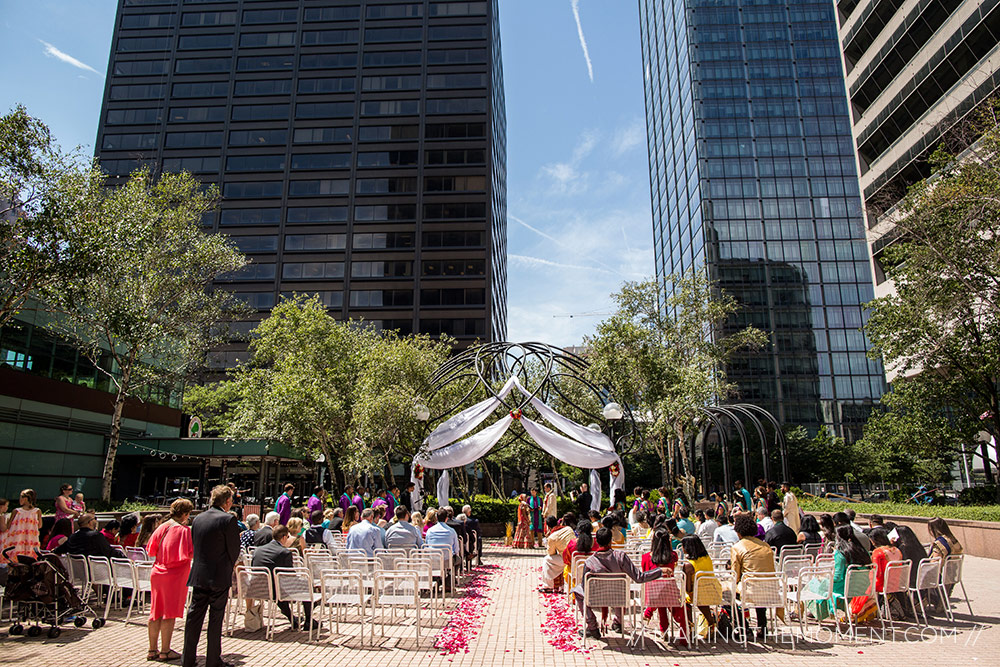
(798, 498, 1000, 523)
(423, 495, 602, 524)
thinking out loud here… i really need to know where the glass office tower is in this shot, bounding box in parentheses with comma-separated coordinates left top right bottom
(639, 0, 886, 440)
(95, 0, 507, 364)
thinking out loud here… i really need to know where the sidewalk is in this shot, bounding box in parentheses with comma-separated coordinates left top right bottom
(2, 543, 997, 667)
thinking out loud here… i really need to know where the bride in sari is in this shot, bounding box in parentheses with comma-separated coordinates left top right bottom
(513, 493, 533, 548)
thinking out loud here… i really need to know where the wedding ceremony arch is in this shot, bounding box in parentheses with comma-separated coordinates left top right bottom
(410, 342, 638, 508)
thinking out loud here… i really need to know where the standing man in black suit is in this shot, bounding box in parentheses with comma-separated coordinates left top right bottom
(575, 483, 592, 519)
(183, 485, 240, 667)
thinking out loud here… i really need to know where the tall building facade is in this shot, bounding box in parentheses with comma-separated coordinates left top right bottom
(639, 0, 886, 440)
(838, 0, 1000, 293)
(95, 0, 507, 364)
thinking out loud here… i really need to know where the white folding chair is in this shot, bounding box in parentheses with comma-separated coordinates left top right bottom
(305, 551, 336, 585)
(399, 558, 441, 616)
(909, 558, 942, 626)
(126, 561, 153, 622)
(274, 567, 321, 641)
(787, 565, 833, 638)
(879, 559, 911, 630)
(237, 565, 275, 639)
(337, 549, 369, 568)
(780, 555, 812, 592)
(423, 545, 455, 593)
(803, 543, 822, 560)
(569, 555, 588, 621)
(637, 572, 685, 647)
(87, 556, 114, 615)
(692, 570, 727, 647)
(125, 546, 149, 562)
(582, 573, 631, 641)
(737, 573, 793, 647)
(320, 569, 368, 643)
(68, 554, 92, 603)
(373, 571, 421, 640)
(374, 551, 404, 572)
(940, 554, 970, 620)
(109, 557, 135, 619)
(839, 565, 873, 639)
(778, 544, 804, 569)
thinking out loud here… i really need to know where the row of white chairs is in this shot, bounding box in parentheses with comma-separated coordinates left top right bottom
(60, 553, 152, 624)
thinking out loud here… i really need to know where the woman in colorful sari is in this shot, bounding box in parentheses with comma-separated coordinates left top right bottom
(834, 525, 876, 624)
(672, 487, 689, 519)
(641, 528, 688, 644)
(513, 494, 533, 548)
(680, 536, 718, 639)
(563, 520, 593, 591)
(867, 527, 904, 616)
(527, 487, 544, 546)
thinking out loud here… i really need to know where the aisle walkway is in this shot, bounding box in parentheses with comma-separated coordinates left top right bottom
(2, 543, 999, 667)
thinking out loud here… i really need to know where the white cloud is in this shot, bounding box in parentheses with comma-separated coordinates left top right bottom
(612, 119, 645, 157)
(570, 0, 594, 83)
(509, 253, 616, 275)
(539, 130, 599, 195)
(39, 39, 102, 76)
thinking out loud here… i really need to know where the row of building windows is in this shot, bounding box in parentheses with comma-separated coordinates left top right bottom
(231, 230, 482, 252)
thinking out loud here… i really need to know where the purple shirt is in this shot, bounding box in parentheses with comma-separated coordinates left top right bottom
(353, 494, 364, 515)
(339, 493, 352, 513)
(307, 494, 323, 517)
(385, 493, 396, 521)
(275, 493, 292, 525)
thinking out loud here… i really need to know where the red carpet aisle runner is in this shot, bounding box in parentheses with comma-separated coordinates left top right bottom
(433, 564, 502, 655)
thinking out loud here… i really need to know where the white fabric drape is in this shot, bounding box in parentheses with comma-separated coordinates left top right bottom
(416, 415, 513, 469)
(589, 469, 602, 512)
(520, 416, 620, 468)
(436, 470, 450, 507)
(513, 378, 615, 452)
(610, 465, 626, 504)
(410, 467, 424, 511)
(423, 377, 516, 451)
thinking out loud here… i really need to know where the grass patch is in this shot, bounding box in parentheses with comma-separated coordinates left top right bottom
(798, 497, 1000, 523)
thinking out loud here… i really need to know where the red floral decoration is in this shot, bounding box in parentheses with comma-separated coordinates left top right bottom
(433, 564, 501, 655)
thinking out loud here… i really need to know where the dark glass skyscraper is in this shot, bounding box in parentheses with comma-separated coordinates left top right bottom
(95, 0, 507, 364)
(639, 0, 886, 440)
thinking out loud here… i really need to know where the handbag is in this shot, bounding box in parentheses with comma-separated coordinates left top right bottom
(244, 601, 263, 632)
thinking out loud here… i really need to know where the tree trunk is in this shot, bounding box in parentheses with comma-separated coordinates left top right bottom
(656, 437, 670, 488)
(675, 425, 695, 500)
(383, 452, 396, 488)
(101, 369, 131, 502)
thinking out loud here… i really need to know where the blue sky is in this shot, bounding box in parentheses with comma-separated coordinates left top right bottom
(1, 0, 653, 346)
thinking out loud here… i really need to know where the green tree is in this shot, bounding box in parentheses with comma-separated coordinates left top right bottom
(187, 295, 453, 487)
(48, 168, 246, 501)
(864, 102, 1000, 482)
(586, 271, 767, 496)
(854, 376, 975, 484)
(0, 105, 103, 326)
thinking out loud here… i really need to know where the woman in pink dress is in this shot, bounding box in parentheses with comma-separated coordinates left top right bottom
(2, 489, 41, 563)
(146, 498, 194, 662)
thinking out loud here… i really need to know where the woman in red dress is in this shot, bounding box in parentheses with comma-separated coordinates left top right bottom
(512, 494, 533, 548)
(146, 498, 194, 661)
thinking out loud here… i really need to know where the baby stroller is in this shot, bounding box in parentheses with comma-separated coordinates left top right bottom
(3, 548, 102, 638)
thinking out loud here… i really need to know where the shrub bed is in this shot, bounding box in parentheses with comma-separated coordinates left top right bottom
(798, 497, 1000, 523)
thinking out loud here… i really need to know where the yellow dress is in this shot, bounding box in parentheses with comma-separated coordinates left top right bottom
(686, 555, 717, 637)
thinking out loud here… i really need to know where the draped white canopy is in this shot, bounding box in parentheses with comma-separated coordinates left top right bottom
(411, 377, 624, 511)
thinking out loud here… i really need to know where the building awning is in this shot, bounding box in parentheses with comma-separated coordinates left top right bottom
(118, 437, 309, 462)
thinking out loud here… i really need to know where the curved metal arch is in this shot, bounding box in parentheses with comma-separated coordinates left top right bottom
(734, 403, 790, 483)
(697, 409, 732, 495)
(704, 406, 752, 487)
(723, 405, 770, 484)
(422, 341, 641, 458)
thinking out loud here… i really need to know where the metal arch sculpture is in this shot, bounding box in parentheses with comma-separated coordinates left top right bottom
(696, 404, 787, 496)
(424, 341, 641, 456)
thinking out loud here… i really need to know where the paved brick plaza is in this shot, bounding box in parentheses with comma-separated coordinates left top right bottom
(2, 542, 998, 667)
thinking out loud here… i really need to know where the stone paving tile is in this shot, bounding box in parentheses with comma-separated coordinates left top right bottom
(2, 542, 998, 667)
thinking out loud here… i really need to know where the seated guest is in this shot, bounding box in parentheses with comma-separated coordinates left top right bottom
(641, 528, 687, 644)
(731, 512, 776, 643)
(676, 508, 696, 537)
(425, 508, 460, 559)
(712, 512, 739, 544)
(118, 514, 140, 548)
(696, 508, 718, 540)
(46, 518, 73, 551)
(869, 527, 902, 595)
(601, 513, 626, 545)
(254, 512, 280, 546)
(680, 535, 718, 640)
(411, 511, 424, 532)
(240, 515, 260, 549)
(928, 517, 963, 560)
(251, 525, 315, 630)
(55, 514, 115, 558)
(755, 507, 773, 534)
(892, 525, 927, 588)
(443, 507, 468, 557)
(832, 525, 873, 621)
(763, 509, 797, 555)
(574, 527, 662, 639)
(633, 510, 652, 537)
(819, 513, 837, 553)
(541, 514, 575, 593)
(588, 510, 602, 532)
(346, 508, 384, 556)
(101, 519, 121, 546)
(385, 506, 423, 550)
(834, 511, 870, 551)
(562, 520, 593, 591)
(304, 510, 336, 549)
(422, 509, 438, 538)
(865, 514, 885, 534)
(796, 514, 823, 545)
